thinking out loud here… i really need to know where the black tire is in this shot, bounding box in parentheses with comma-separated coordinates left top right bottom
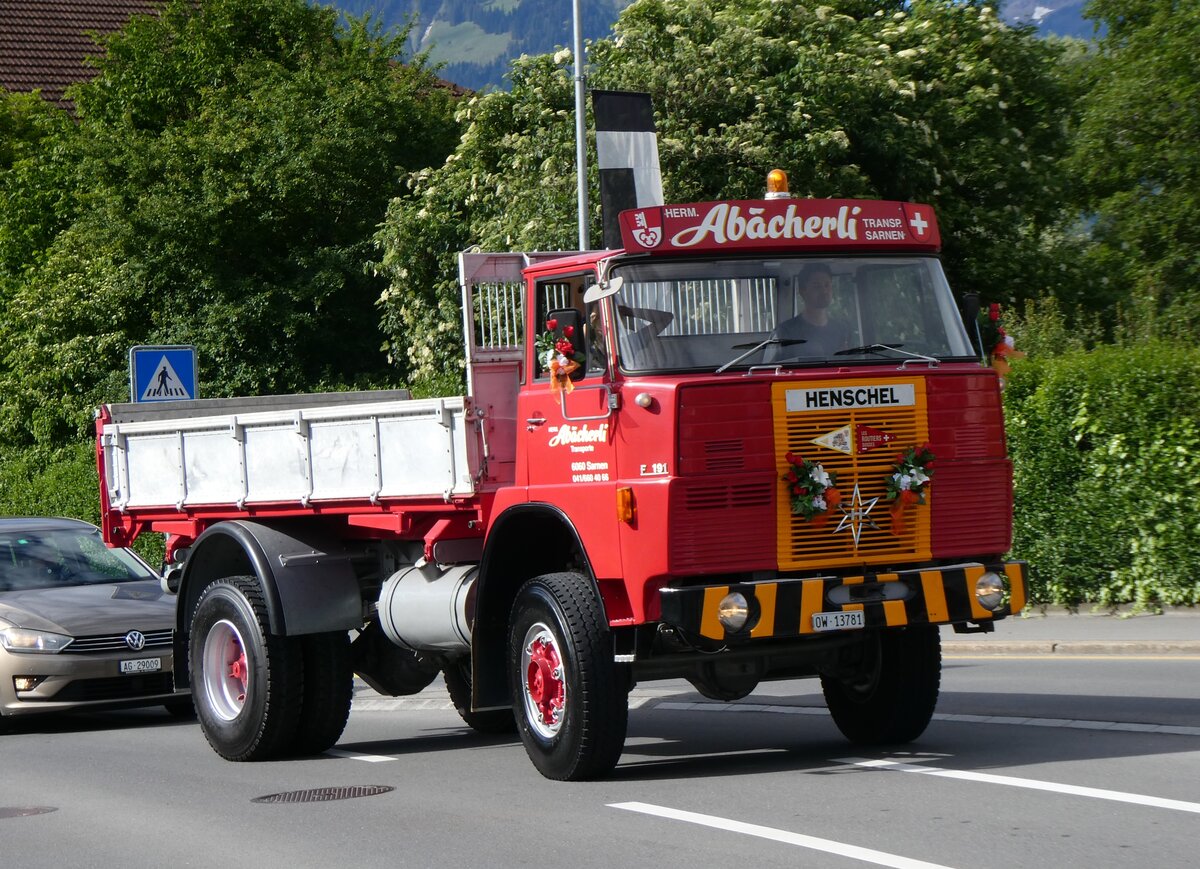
(821, 625, 941, 745)
(189, 576, 303, 761)
(288, 631, 354, 756)
(508, 572, 628, 781)
(443, 659, 516, 735)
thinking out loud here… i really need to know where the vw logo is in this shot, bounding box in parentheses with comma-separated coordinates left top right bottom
(124, 630, 147, 651)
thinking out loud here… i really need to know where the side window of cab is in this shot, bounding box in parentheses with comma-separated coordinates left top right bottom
(534, 275, 606, 380)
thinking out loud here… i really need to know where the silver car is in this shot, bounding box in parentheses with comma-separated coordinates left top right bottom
(0, 517, 189, 724)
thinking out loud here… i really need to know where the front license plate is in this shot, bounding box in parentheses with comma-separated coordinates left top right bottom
(120, 657, 161, 674)
(811, 611, 865, 632)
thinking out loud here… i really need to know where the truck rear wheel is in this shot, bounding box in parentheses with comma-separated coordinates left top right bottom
(288, 631, 354, 755)
(190, 576, 303, 761)
(821, 625, 941, 745)
(508, 572, 628, 781)
(443, 659, 516, 734)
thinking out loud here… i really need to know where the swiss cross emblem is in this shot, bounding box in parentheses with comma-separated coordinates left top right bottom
(900, 203, 937, 245)
(908, 209, 929, 239)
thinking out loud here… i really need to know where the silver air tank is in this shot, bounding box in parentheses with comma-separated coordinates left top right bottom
(377, 561, 476, 653)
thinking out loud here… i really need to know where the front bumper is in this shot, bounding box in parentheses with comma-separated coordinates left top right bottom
(0, 648, 182, 717)
(659, 561, 1027, 643)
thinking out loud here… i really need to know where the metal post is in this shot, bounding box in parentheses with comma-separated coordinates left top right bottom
(572, 0, 589, 251)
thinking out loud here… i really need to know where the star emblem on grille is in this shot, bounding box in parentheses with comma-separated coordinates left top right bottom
(833, 483, 880, 546)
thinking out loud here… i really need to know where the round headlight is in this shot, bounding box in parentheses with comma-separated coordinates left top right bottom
(975, 571, 1009, 612)
(717, 592, 750, 632)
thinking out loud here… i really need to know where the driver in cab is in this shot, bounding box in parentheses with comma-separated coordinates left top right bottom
(770, 263, 852, 359)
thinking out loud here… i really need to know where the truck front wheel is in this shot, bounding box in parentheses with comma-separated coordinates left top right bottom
(508, 572, 628, 780)
(821, 625, 941, 745)
(189, 576, 303, 761)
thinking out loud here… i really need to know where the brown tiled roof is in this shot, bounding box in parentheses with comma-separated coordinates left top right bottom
(0, 1, 167, 109)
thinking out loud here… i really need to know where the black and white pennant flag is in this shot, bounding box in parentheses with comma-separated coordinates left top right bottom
(592, 90, 664, 250)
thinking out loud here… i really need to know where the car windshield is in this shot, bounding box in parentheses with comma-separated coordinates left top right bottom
(611, 256, 975, 373)
(0, 527, 157, 592)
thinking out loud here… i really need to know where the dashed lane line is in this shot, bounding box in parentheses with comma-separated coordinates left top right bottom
(609, 802, 954, 869)
(833, 756, 1200, 815)
(325, 748, 398, 763)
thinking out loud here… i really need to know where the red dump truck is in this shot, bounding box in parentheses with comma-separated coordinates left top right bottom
(97, 180, 1026, 780)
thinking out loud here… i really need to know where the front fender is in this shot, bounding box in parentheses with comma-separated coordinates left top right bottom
(472, 503, 600, 710)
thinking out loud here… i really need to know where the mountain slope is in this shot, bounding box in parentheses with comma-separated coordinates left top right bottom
(323, 1, 1098, 93)
(328, 0, 630, 91)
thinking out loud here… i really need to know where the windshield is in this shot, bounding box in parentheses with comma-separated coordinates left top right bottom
(0, 527, 157, 592)
(611, 256, 975, 373)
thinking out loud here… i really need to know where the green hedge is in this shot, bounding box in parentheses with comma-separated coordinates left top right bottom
(0, 442, 99, 523)
(1004, 342, 1200, 608)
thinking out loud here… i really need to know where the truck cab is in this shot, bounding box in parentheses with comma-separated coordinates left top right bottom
(462, 195, 1024, 777)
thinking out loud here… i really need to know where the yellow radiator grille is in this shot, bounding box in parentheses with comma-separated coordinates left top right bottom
(773, 378, 931, 570)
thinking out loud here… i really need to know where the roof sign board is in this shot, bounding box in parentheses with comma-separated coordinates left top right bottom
(618, 198, 941, 255)
(129, 345, 197, 402)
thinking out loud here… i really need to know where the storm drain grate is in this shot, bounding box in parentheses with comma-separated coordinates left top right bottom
(252, 785, 395, 804)
(0, 807, 58, 819)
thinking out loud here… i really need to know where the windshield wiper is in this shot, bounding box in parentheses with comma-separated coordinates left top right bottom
(834, 343, 939, 367)
(717, 337, 806, 374)
(834, 343, 903, 356)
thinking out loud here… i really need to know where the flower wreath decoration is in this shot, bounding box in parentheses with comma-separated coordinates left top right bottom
(782, 451, 842, 527)
(885, 443, 935, 535)
(536, 318, 585, 394)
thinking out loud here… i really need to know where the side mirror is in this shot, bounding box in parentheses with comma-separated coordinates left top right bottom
(583, 275, 623, 303)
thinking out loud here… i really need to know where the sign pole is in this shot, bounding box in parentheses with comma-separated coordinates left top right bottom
(572, 0, 589, 251)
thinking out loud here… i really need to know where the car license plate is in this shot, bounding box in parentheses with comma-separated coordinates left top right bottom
(811, 611, 865, 632)
(120, 657, 161, 674)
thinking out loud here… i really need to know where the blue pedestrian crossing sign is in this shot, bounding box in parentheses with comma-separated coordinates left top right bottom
(130, 345, 198, 402)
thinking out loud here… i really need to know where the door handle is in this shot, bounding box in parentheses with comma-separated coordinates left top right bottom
(526, 417, 548, 430)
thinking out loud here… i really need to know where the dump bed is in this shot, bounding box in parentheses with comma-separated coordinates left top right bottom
(99, 390, 480, 512)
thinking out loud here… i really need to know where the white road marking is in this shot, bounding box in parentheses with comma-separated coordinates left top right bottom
(325, 749, 397, 763)
(609, 802, 955, 869)
(834, 757, 1200, 815)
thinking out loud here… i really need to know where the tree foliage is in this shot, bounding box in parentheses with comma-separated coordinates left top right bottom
(376, 0, 1076, 387)
(1065, 0, 1200, 340)
(0, 0, 458, 447)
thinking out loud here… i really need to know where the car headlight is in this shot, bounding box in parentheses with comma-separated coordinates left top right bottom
(717, 592, 751, 632)
(0, 625, 73, 654)
(974, 571, 1009, 612)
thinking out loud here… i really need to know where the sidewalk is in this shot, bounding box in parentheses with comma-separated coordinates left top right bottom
(941, 605, 1200, 655)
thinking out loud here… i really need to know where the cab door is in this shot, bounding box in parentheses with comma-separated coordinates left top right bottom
(517, 271, 622, 573)
(520, 272, 615, 487)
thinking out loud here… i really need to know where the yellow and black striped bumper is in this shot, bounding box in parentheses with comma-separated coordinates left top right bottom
(659, 561, 1027, 642)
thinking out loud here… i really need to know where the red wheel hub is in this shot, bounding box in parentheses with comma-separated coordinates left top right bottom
(525, 636, 564, 727)
(226, 640, 248, 703)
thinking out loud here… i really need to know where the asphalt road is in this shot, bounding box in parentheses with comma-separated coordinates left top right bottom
(3, 643, 1198, 869)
